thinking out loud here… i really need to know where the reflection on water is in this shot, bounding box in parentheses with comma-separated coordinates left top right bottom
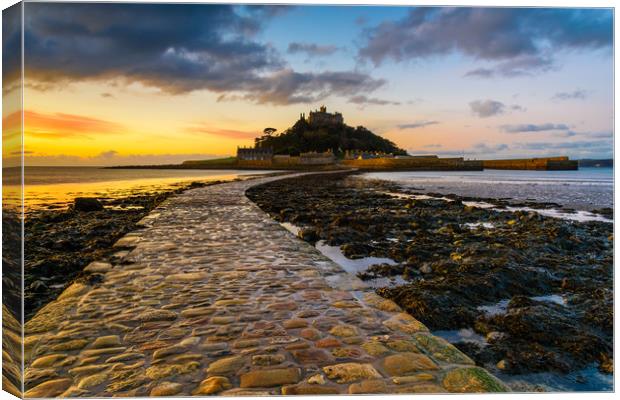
(3, 167, 276, 214)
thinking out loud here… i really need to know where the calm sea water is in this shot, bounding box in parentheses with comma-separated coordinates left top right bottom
(2, 166, 276, 213)
(362, 167, 613, 211)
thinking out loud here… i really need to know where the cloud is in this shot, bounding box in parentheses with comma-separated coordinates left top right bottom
(14, 3, 378, 105)
(349, 95, 400, 106)
(469, 100, 505, 118)
(552, 89, 588, 101)
(423, 144, 442, 148)
(397, 120, 439, 129)
(359, 8, 612, 76)
(185, 124, 258, 140)
(287, 42, 339, 56)
(464, 68, 494, 78)
(11, 110, 124, 138)
(501, 123, 570, 133)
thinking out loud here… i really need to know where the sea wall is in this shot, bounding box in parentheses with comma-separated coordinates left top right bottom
(482, 157, 578, 170)
(342, 157, 483, 171)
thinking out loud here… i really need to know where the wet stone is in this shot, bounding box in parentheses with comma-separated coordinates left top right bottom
(206, 355, 245, 375)
(193, 376, 232, 395)
(382, 352, 438, 376)
(24, 378, 73, 398)
(348, 379, 388, 394)
(442, 367, 509, 393)
(91, 335, 121, 348)
(150, 381, 184, 396)
(252, 354, 286, 366)
(323, 363, 382, 383)
(239, 368, 302, 388)
(282, 384, 341, 395)
(292, 348, 334, 364)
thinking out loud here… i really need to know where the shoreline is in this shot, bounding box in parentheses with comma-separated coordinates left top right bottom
(246, 172, 613, 391)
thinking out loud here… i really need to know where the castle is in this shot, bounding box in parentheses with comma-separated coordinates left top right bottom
(302, 105, 344, 127)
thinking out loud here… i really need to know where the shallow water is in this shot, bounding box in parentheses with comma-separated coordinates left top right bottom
(3, 166, 277, 213)
(382, 191, 612, 224)
(364, 167, 613, 211)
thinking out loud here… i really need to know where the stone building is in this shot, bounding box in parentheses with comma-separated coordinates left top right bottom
(299, 149, 336, 165)
(307, 106, 344, 127)
(237, 146, 273, 161)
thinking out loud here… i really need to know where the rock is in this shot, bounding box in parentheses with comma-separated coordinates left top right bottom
(442, 367, 509, 393)
(84, 262, 112, 274)
(316, 338, 341, 348)
(74, 197, 103, 212)
(323, 363, 382, 383)
(193, 376, 232, 395)
(348, 379, 388, 394)
(77, 372, 109, 389)
(385, 339, 419, 353)
(307, 374, 326, 385)
(329, 325, 358, 337)
(300, 328, 321, 340)
(91, 335, 121, 348)
(239, 368, 302, 388)
(252, 354, 285, 366)
(137, 309, 177, 322)
(31, 354, 67, 368)
(392, 373, 435, 384)
(282, 384, 340, 395)
(50, 339, 88, 351)
(283, 319, 308, 329)
(292, 348, 334, 364)
(206, 355, 245, 375)
(413, 333, 474, 365)
(381, 353, 438, 376)
(232, 339, 260, 349)
(383, 313, 428, 334)
(211, 316, 236, 325)
(361, 342, 390, 356)
(151, 381, 184, 396)
(145, 362, 200, 380)
(298, 228, 319, 242)
(153, 344, 187, 360)
(24, 378, 73, 397)
(165, 272, 208, 282)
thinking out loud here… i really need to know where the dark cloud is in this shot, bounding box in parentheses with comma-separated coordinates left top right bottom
(552, 89, 588, 100)
(398, 120, 439, 129)
(2, 3, 22, 85)
(349, 95, 400, 106)
(501, 123, 570, 133)
(469, 100, 505, 118)
(16, 3, 379, 105)
(287, 42, 339, 56)
(360, 7, 612, 76)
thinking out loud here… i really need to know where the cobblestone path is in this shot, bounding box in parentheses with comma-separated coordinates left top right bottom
(23, 174, 509, 397)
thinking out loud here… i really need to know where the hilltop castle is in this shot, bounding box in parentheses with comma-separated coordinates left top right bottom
(300, 105, 344, 127)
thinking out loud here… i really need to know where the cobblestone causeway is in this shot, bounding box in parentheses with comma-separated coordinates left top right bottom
(23, 174, 509, 397)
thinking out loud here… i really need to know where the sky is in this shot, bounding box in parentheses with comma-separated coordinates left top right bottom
(2, 3, 614, 166)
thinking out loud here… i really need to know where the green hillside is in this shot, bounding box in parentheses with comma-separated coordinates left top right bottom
(254, 116, 407, 156)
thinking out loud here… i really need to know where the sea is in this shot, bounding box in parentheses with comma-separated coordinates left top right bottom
(2, 166, 277, 214)
(362, 167, 614, 212)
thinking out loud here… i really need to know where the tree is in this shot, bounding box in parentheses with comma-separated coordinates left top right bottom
(263, 127, 277, 137)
